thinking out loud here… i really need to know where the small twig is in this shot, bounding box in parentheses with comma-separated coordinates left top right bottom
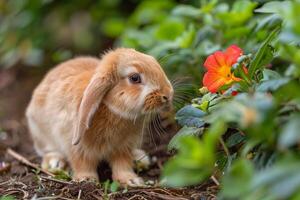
(151, 188, 179, 197)
(4, 188, 29, 199)
(0, 179, 13, 186)
(210, 175, 220, 186)
(6, 148, 54, 176)
(77, 189, 82, 200)
(236, 128, 246, 136)
(14, 181, 28, 189)
(40, 176, 71, 185)
(219, 138, 230, 157)
(128, 194, 148, 200)
(34, 196, 74, 200)
(142, 191, 188, 200)
(109, 187, 188, 199)
(91, 194, 103, 200)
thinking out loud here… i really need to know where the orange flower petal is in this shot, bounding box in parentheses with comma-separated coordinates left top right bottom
(214, 51, 227, 67)
(203, 54, 220, 72)
(203, 71, 228, 93)
(225, 45, 243, 66)
(202, 45, 245, 93)
(226, 45, 243, 55)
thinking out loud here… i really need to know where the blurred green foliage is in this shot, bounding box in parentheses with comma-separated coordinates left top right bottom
(118, 0, 282, 81)
(0, 196, 15, 200)
(0, 0, 136, 68)
(157, 1, 300, 199)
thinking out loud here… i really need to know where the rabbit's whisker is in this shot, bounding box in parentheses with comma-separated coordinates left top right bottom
(154, 114, 167, 136)
(147, 113, 157, 148)
(151, 113, 162, 138)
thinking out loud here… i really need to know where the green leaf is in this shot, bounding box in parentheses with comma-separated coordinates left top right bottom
(101, 18, 126, 38)
(162, 121, 226, 187)
(206, 93, 274, 130)
(255, 1, 291, 14)
(250, 161, 300, 199)
(199, 100, 209, 112)
(217, 1, 257, 26)
(220, 159, 254, 199)
(0, 196, 16, 200)
(257, 78, 290, 92)
(175, 24, 196, 48)
(162, 136, 212, 187)
(278, 114, 300, 148)
(172, 5, 201, 18)
(128, 0, 174, 25)
(110, 181, 120, 192)
(248, 27, 280, 78)
(53, 170, 72, 181)
(255, 14, 282, 32)
(175, 105, 206, 127)
(155, 18, 185, 40)
(262, 69, 282, 80)
(168, 126, 203, 150)
(226, 132, 245, 148)
(270, 173, 300, 199)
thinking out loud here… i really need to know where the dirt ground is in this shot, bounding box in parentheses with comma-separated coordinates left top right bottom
(0, 67, 217, 200)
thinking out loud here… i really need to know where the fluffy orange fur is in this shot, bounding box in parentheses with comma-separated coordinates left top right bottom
(26, 48, 173, 186)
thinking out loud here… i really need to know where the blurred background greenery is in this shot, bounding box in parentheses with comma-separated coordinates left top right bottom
(1, 0, 284, 82)
(0, 0, 136, 68)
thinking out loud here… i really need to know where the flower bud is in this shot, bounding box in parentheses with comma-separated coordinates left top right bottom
(199, 87, 209, 95)
(231, 63, 239, 73)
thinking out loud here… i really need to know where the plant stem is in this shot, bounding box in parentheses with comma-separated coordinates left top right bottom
(219, 137, 230, 157)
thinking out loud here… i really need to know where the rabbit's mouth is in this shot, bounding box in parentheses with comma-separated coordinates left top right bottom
(143, 91, 173, 113)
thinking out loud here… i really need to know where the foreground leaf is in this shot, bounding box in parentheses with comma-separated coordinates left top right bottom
(168, 126, 203, 150)
(248, 27, 279, 78)
(162, 121, 226, 187)
(278, 114, 300, 148)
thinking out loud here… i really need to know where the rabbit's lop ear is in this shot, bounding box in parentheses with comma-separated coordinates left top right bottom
(72, 67, 116, 145)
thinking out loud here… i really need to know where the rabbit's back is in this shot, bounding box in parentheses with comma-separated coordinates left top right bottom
(26, 57, 100, 156)
(34, 57, 99, 107)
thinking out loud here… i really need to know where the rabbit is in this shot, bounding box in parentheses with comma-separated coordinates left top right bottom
(25, 48, 173, 186)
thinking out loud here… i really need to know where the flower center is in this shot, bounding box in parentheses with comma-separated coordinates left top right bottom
(219, 65, 233, 80)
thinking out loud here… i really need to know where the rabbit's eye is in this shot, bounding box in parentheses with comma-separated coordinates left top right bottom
(129, 73, 141, 84)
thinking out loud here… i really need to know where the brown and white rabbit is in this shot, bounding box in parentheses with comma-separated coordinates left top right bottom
(25, 48, 173, 186)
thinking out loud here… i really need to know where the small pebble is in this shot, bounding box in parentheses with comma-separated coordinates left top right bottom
(152, 156, 158, 163)
(145, 180, 154, 185)
(0, 161, 11, 174)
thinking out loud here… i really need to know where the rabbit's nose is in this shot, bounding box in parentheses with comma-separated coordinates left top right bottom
(161, 95, 168, 103)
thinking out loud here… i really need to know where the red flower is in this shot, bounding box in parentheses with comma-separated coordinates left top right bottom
(202, 45, 243, 93)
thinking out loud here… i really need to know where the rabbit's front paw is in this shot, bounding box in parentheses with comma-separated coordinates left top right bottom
(73, 172, 99, 182)
(113, 172, 144, 187)
(42, 152, 66, 171)
(127, 176, 144, 187)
